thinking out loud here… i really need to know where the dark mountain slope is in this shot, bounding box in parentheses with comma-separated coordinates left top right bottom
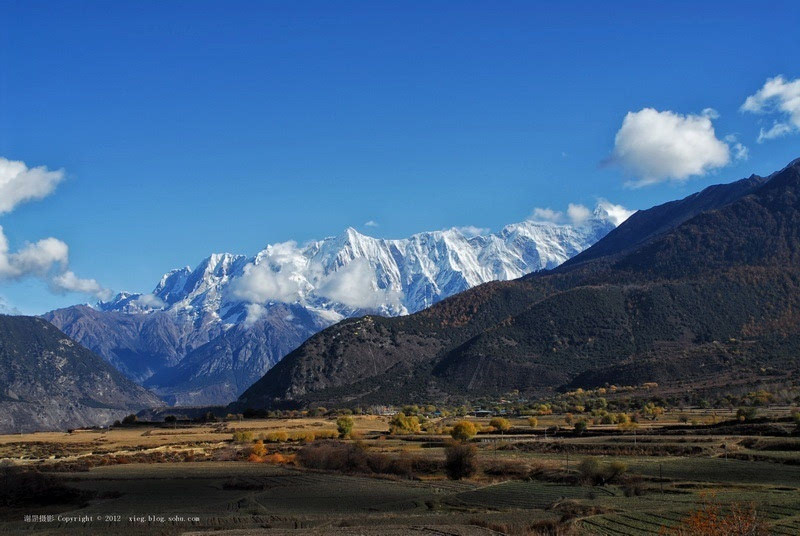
(143, 304, 331, 406)
(561, 173, 767, 267)
(42, 305, 221, 383)
(238, 159, 800, 409)
(0, 315, 161, 433)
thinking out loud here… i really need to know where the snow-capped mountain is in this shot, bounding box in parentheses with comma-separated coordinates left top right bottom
(45, 202, 631, 406)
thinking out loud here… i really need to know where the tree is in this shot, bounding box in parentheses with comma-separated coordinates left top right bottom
(307, 407, 327, 417)
(642, 402, 664, 421)
(164, 415, 177, 429)
(736, 407, 758, 421)
(450, 421, 477, 442)
(527, 417, 538, 429)
(336, 416, 355, 438)
(251, 440, 267, 458)
(444, 442, 477, 480)
(614, 413, 631, 425)
(489, 417, 511, 434)
(389, 412, 421, 435)
(574, 420, 588, 434)
(121, 414, 137, 425)
(578, 457, 628, 485)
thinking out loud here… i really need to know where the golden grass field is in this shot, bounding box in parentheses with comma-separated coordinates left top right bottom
(1, 411, 798, 535)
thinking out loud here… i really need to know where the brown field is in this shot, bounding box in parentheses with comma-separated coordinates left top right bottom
(1, 411, 799, 535)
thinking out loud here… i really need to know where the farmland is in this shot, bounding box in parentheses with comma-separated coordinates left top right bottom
(0, 410, 798, 535)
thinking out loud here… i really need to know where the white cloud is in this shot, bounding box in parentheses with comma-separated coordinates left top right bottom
(0, 157, 65, 214)
(0, 157, 112, 301)
(364, 220, 379, 227)
(316, 258, 402, 310)
(0, 226, 68, 280)
(595, 199, 636, 226)
(134, 293, 165, 308)
(610, 108, 732, 187)
(0, 295, 21, 315)
(529, 207, 563, 223)
(741, 75, 800, 142)
(50, 270, 113, 301)
(454, 225, 490, 238)
(724, 135, 749, 161)
(757, 122, 793, 142)
(232, 263, 302, 304)
(230, 241, 305, 304)
(529, 200, 633, 227)
(243, 303, 265, 327)
(566, 204, 591, 225)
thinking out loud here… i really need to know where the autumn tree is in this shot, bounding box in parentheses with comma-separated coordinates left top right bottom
(489, 417, 511, 434)
(450, 421, 477, 442)
(336, 416, 355, 438)
(389, 412, 421, 435)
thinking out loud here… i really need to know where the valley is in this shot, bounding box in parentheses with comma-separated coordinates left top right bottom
(1, 407, 798, 535)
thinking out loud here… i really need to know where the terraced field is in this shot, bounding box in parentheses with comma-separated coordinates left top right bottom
(2, 415, 800, 535)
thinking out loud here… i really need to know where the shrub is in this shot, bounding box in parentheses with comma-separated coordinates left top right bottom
(263, 453, 295, 465)
(450, 421, 477, 441)
(296, 441, 431, 477)
(668, 501, 768, 536)
(262, 431, 289, 442)
(336, 416, 355, 438)
(297, 441, 369, 473)
(444, 442, 477, 480)
(621, 474, 645, 497)
(232, 430, 254, 443)
(577, 457, 628, 485)
(290, 431, 316, 443)
(0, 466, 91, 506)
(482, 459, 536, 479)
(528, 417, 538, 428)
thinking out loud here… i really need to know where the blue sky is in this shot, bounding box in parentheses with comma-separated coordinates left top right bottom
(2, 1, 800, 314)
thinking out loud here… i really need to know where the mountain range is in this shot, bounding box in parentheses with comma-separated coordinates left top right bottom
(236, 159, 800, 409)
(44, 203, 626, 406)
(0, 315, 160, 433)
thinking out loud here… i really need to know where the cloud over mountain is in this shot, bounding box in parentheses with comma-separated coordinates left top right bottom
(610, 108, 735, 187)
(530, 200, 634, 227)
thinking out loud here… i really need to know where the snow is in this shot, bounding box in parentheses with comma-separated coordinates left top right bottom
(98, 204, 621, 328)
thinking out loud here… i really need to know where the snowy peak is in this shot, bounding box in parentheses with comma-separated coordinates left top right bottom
(99, 202, 629, 323)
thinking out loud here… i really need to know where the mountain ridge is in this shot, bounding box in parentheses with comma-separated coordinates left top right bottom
(0, 315, 161, 433)
(45, 205, 624, 405)
(237, 159, 800, 409)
